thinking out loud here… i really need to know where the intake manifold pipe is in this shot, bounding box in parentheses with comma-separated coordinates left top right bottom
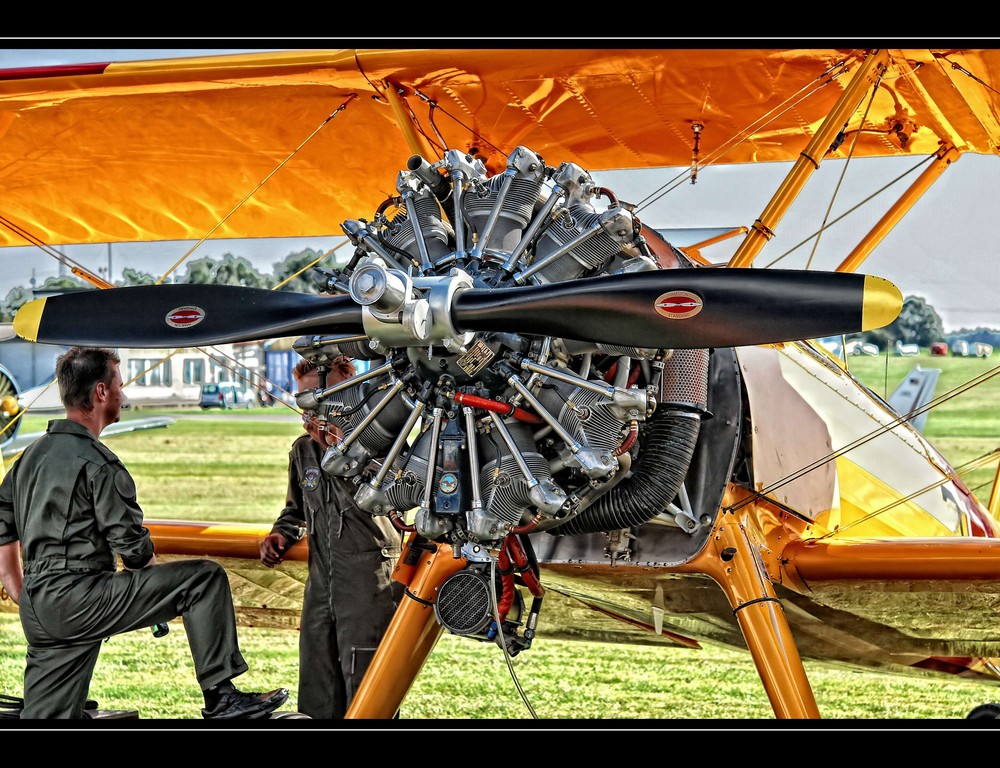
(549, 348, 709, 536)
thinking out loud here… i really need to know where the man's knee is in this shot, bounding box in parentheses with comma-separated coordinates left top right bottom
(169, 558, 227, 582)
(199, 559, 228, 581)
(163, 559, 233, 607)
(22, 643, 100, 719)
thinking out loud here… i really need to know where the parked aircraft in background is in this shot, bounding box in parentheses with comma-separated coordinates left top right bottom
(887, 365, 941, 434)
(847, 339, 880, 356)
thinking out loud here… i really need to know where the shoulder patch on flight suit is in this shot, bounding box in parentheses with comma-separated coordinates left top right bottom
(113, 467, 137, 499)
(300, 467, 322, 491)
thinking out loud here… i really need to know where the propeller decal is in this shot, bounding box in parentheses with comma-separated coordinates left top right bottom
(165, 306, 207, 329)
(654, 291, 703, 320)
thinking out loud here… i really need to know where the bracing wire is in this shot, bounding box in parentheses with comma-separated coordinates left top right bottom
(803, 68, 884, 269)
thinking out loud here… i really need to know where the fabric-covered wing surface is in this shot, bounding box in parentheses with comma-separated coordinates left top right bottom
(2, 48, 1000, 249)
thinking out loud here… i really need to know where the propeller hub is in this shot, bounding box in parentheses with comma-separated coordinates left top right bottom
(349, 261, 408, 315)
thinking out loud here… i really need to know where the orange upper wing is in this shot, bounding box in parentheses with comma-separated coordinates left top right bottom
(2, 47, 999, 249)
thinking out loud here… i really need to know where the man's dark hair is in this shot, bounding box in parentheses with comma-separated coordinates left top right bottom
(293, 356, 356, 387)
(56, 347, 121, 411)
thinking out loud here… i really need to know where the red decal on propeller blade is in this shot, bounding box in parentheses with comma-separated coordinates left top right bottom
(165, 306, 206, 329)
(653, 291, 702, 319)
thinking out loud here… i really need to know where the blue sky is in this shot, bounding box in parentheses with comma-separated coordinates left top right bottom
(2, 46, 999, 332)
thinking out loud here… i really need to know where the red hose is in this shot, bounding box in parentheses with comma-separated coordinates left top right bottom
(595, 186, 619, 206)
(615, 421, 639, 456)
(504, 535, 544, 597)
(388, 510, 415, 532)
(454, 392, 543, 423)
(512, 513, 541, 534)
(496, 546, 515, 620)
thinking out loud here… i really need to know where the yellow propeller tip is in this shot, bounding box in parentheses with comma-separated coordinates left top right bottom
(12, 298, 45, 342)
(861, 275, 903, 330)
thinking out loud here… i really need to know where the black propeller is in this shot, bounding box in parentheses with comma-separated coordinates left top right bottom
(454, 269, 901, 349)
(13, 269, 900, 350)
(14, 284, 363, 348)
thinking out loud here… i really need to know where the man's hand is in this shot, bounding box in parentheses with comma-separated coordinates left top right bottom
(0, 541, 22, 605)
(260, 532, 288, 567)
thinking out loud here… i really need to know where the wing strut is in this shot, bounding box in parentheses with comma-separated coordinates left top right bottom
(383, 80, 439, 161)
(990, 462, 1000, 520)
(346, 535, 466, 718)
(729, 49, 891, 268)
(836, 144, 961, 272)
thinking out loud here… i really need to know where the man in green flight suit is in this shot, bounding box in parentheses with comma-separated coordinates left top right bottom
(0, 346, 289, 719)
(260, 356, 403, 718)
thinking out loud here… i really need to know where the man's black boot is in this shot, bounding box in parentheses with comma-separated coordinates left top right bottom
(202, 682, 289, 720)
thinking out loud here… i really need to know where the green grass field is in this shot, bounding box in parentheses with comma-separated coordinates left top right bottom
(2, 349, 999, 723)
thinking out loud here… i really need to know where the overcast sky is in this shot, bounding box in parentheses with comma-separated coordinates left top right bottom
(2, 45, 999, 333)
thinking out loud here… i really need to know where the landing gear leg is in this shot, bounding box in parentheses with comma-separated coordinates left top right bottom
(690, 509, 821, 719)
(346, 536, 467, 719)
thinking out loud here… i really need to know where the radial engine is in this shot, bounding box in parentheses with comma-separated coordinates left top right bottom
(293, 146, 711, 653)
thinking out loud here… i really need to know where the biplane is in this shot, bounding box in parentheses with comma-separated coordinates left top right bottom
(3, 45, 1000, 721)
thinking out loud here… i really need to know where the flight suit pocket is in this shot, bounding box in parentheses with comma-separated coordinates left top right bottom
(349, 646, 379, 694)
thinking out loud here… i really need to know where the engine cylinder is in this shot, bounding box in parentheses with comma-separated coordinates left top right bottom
(382, 425, 438, 512)
(532, 206, 627, 282)
(477, 419, 553, 527)
(535, 380, 624, 457)
(385, 189, 454, 265)
(323, 377, 411, 457)
(465, 175, 545, 258)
